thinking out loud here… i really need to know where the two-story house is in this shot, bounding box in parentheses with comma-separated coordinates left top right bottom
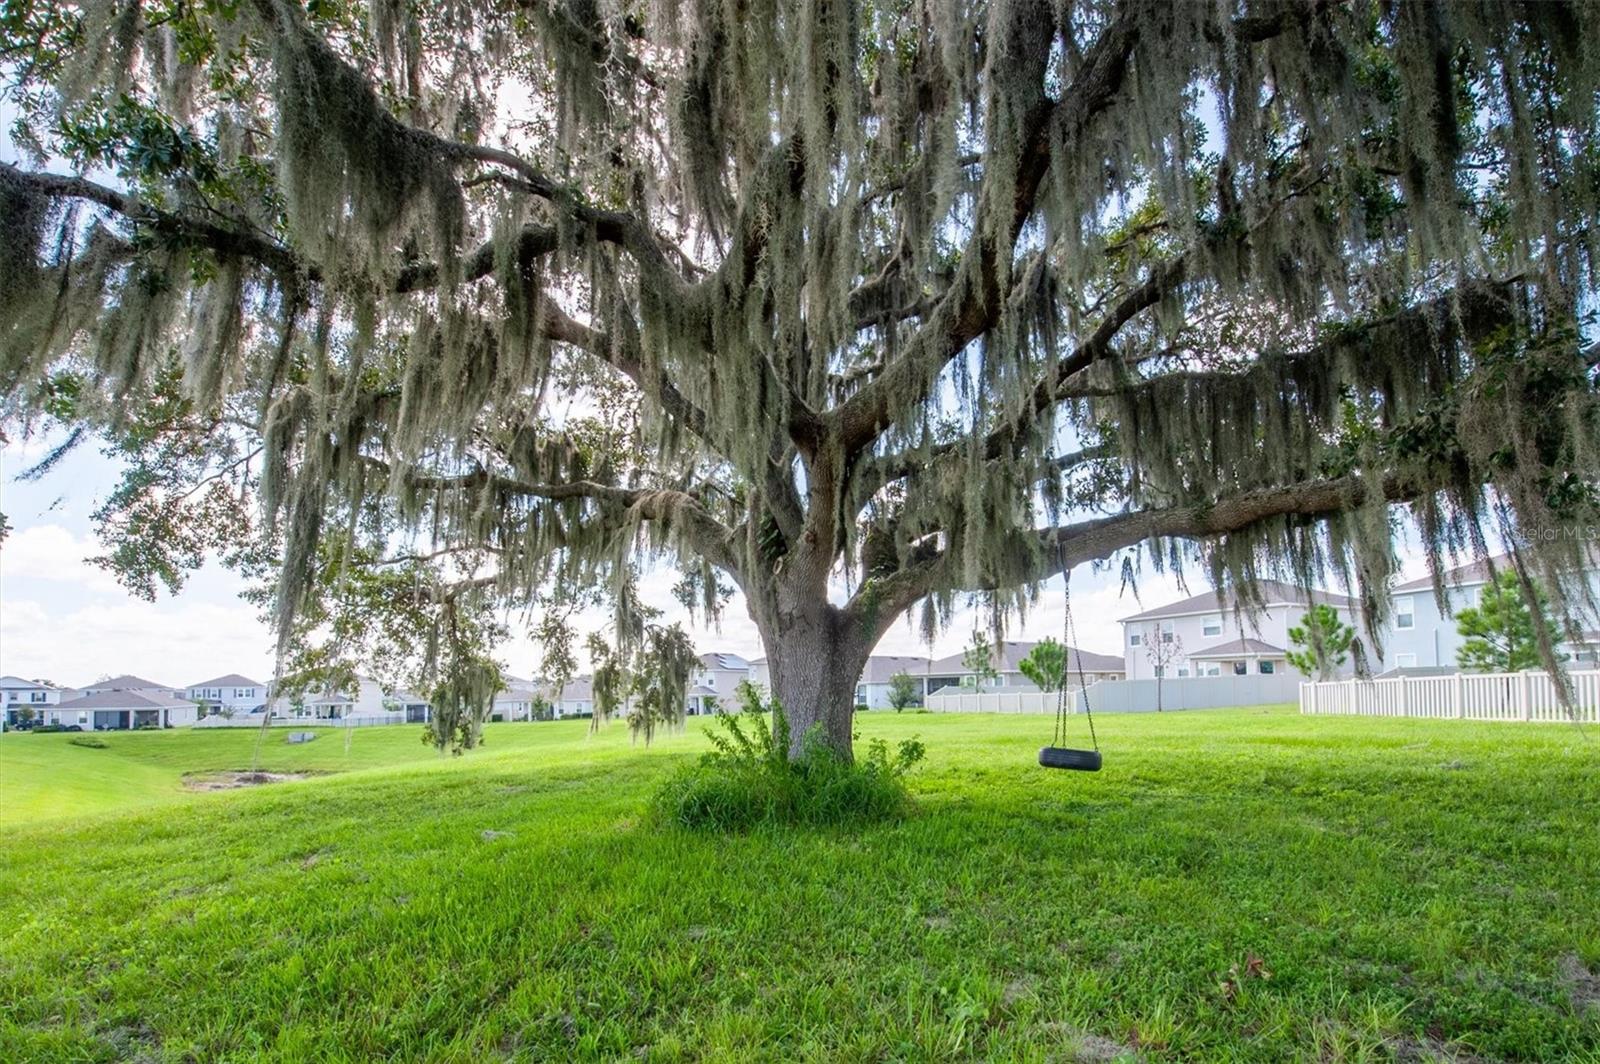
(184, 674, 269, 718)
(79, 674, 185, 699)
(1386, 555, 1600, 670)
(1120, 581, 1369, 680)
(1, 676, 74, 726)
(686, 653, 752, 714)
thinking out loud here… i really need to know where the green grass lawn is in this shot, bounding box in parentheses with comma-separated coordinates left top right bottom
(1, 708, 1597, 1062)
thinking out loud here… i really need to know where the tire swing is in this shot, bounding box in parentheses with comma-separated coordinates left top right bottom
(1038, 566, 1102, 772)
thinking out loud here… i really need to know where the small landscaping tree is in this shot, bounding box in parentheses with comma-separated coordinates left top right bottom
(886, 672, 921, 712)
(1285, 605, 1354, 681)
(1018, 638, 1069, 692)
(962, 634, 1000, 692)
(1144, 624, 1184, 712)
(1456, 571, 1563, 673)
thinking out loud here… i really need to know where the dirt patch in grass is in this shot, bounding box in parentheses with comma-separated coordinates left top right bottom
(1387, 1034, 1491, 1062)
(1041, 1024, 1139, 1061)
(182, 771, 315, 792)
(1559, 953, 1600, 1012)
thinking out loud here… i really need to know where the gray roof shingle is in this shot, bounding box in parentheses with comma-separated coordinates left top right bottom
(56, 689, 194, 710)
(1119, 580, 1356, 623)
(186, 673, 262, 689)
(1189, 637, 1286, 657)
(80, 674, 175, 692)
(929, 641, 1123, 675)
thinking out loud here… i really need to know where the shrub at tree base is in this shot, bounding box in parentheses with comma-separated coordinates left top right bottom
(652, 693, 925, 832)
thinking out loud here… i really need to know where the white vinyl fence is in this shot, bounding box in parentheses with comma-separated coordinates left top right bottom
(924, 673, 1302, 714)
(923, 686, 1082, 714)
(194, 713, 410, 728)
(1299, 669, 1600, 723)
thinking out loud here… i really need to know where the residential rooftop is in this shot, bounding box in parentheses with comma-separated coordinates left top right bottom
(1119, 580, 1356, 623)
(186, 673, 263, 689)
(57, 689, 195, 710)
(79, 674, 175, 692)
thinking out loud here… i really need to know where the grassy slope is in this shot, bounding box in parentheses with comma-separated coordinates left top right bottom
(0, 724, 580, 825)
(1, 709, 1597, 1062)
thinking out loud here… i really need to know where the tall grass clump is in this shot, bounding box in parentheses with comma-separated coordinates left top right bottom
(652, 684, 925, 831)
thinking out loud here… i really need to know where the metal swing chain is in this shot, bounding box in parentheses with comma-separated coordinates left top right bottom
(1054, 549, 1070, 747)
(1060, 562, 1099, 753)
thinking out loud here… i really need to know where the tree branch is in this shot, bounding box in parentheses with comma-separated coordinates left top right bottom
(380, 462, 744, 578)
(852, 469, 1424, 641)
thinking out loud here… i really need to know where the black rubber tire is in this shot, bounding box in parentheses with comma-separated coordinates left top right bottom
(1038, 746, 1102, 772)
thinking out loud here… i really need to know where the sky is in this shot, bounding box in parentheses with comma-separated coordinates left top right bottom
(0, 421, 1460, 689)
(0, 424, 1202, 686)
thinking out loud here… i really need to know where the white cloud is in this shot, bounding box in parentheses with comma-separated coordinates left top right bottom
(0, 595, 275, 688)
(0, 523, 125, 595)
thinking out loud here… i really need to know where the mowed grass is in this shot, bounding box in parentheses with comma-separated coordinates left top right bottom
(1, 709, 1597, 1062)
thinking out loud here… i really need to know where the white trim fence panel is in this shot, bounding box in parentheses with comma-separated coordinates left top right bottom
(923, 674, 1300, 714)
(1299, 670, 1600, 723)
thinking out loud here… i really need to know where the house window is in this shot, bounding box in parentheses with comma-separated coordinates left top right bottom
(30, 691, 46, 703)
(1202, 615, 1222, 637)
(1395, 653, 1417, 669)
(1153, 666, 1164, 678)
(1177, 667, 1190, 677)
(1199, 662, 1222, 677)
(78, 713, 88, 724)
(1161, 621, 1175, 644)
(1259, 660, 1276, 675)
(1395, 596, 1415, 630)
(1233, 661, 1248, 676)
(1129, 630, 1142, 647)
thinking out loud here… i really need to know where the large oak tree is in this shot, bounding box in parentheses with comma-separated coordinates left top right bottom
(3, 0, 1598, 758)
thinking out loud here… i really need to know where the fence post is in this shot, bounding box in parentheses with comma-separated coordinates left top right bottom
(1396, 675, 1408, 717)
(1520, 671, 1532, 721)
(1452, 673, 1463, 719)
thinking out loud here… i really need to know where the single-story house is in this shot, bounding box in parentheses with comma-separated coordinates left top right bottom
(926, 641, 1125, 692)
(854, 655, 940, 709)
(47, 688, 199, 730)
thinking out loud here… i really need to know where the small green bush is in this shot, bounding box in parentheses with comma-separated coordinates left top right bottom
(68, 736, 108, 749)
(652, 687, 925, 831)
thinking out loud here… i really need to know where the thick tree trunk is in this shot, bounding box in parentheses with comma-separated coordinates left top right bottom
(756, 601, 872, 762)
